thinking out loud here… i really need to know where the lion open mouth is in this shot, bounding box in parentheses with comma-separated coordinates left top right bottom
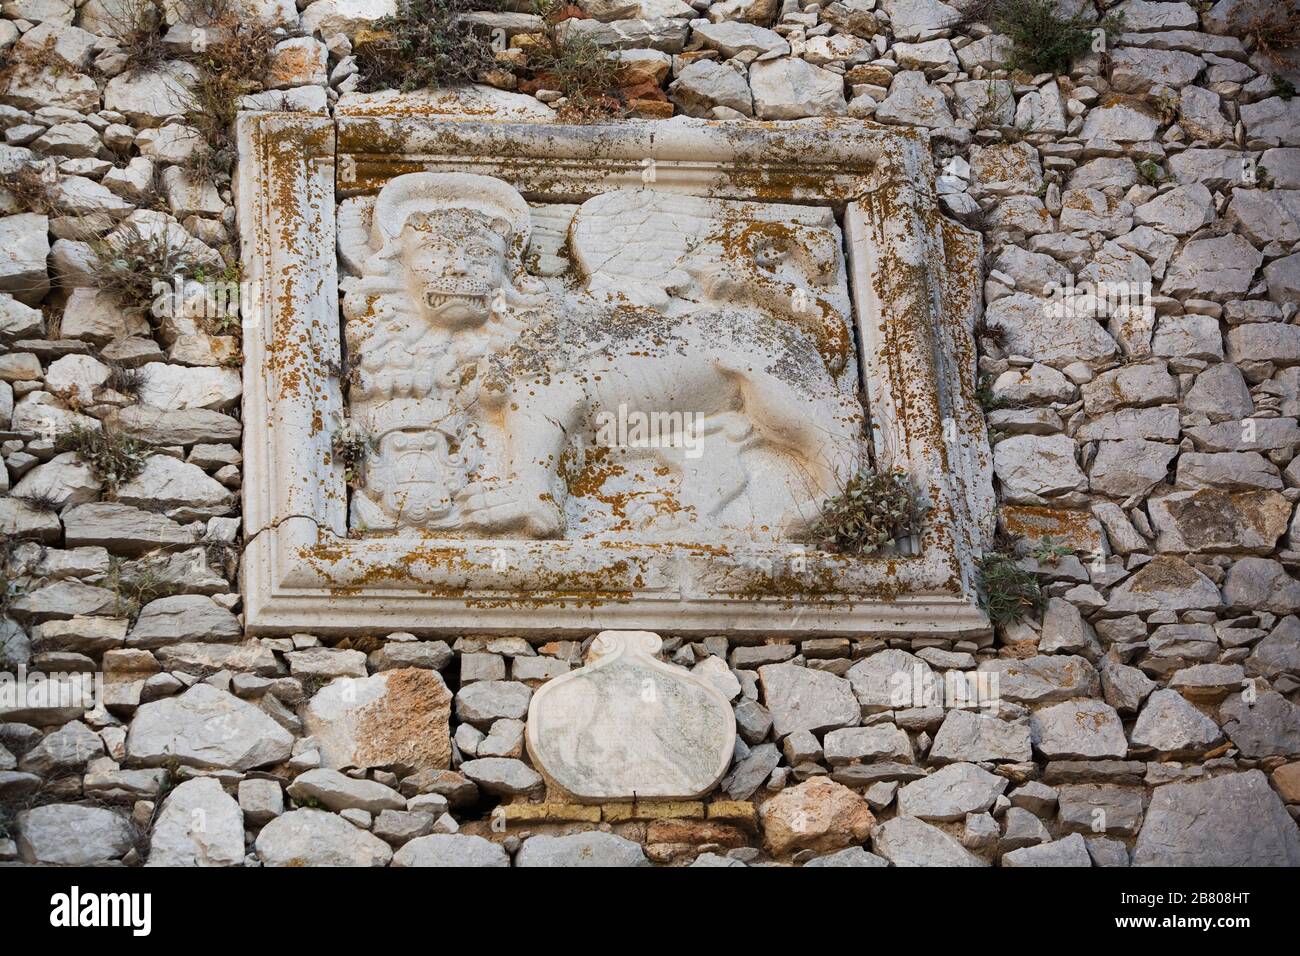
(424, 280, 492, 312)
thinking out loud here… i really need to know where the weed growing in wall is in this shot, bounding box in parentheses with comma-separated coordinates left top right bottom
(977, 550, 1045, 624)
(356, 0, 500, 92)
(964, 0, 1116, 75)
(809, 467, 925, 555)
(55, 425, 152, 491)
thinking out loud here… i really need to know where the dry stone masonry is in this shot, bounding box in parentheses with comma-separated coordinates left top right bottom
(1, 0, 1300, 868)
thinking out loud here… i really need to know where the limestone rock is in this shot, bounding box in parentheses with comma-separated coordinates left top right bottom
(1223, 558, 1300, 614)
(126, 594, 242, 649)
(1162, 234, 1263, 299)
(515, 831, 648, 867)
(459, 756, 543, 796)
(847, 649, 935, 713)
(1133, 770, 1300, 865)
(1219, 690, 1300, 758)
(669, 59, 753, 118)
(692, 21, 788, 58)
(0, 213, 50, 306)
(983, 292, 1117, 368)
(255, 808, 393, 867)
(1002, 832, 1092, 867)
(929, 709, 1033, 764)
(455, 679, 531, 727)
(1105, 556, 1222, 614)
(875, 70, 953, 128)
(392, 833, 510, 867)
(115, 455, 233, 520)
(1130, 688, 1225, 755)
(17, 804, 131, 865)
(103, 62, 200, 126)
(993, 434, 1087, 503)
(1148, 489, 1290, 553)
(128, 683, 294, 770)
(760, 777, 875, 856)
(977, 656, 1099, 704)
(896, 763, 1008, 822)
(147, 777, 244, 866)
(803, 846, 889, 867)
(749, 58, 846, 120)
(301, 668, 452, 773)
(286, 767, 406, 813)
(138, 362, 241, 410)
(759, 662, 859, 737)
(872, 816, 988, 867)
(1030, 699, 1129, 759)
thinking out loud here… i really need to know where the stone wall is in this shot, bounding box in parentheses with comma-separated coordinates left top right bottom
(2, 0, 1300, 867)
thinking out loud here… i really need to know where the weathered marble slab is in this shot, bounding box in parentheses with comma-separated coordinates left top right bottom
(525, 631, 736, 802)
(236, 93, 992, 638)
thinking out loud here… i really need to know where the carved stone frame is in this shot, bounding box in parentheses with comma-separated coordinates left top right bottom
(237, 101, 994, 640)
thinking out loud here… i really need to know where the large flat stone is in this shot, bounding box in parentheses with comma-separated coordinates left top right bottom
(1133, 771, 1300, 866)
(128, 683, 293, 771)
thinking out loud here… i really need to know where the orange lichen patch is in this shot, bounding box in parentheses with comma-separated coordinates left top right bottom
(350, 667, 452, 772)
(1001, 506, 1102, 553)
(1123, 555, 1204, 593)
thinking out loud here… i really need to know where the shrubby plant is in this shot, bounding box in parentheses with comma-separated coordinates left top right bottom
(356, 0, 500, 92)
(809, 467, 925, 555)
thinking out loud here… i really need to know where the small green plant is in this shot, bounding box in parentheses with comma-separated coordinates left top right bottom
(1276, 77, 1297, 101)
(356, 0, 500, 92)
(12, 491, 60, 514)
(0, 164, 59, 216)
(977, 550, 1045, 625)
(1032, 535, 1070, 564)
(89, 223, 200, 316)
(106, 557, 182, 619)
(1137, 159, 1166, 185)
(101, 0, 170, 75)
(965, 0, 1115, 75)
(181, 9, 278, 185)
(809, 467, 926, 555)
(976, 373, 1005, 413)
(56, 424, 152, 490)
(527, 0, 622, 120)
(1239, 0, 1300, 67)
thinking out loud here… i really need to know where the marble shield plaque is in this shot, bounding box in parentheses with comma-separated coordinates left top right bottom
(524, 630, 737, 802)
(237, 91, 994, 638)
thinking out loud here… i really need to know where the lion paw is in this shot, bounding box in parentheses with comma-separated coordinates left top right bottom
(456, 481, 564, 538)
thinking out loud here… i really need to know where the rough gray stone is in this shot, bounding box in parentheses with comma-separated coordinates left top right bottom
(17, 803, 131, 865)
(896, 763, 1008, 822)
(1133, 771, 1300, 866)
(515, 831, 649, 867)
(872, 816, 988, 867)
(147, 777, 244, 867)
(255, 808, 393, 867)
(1030, 700, 1129, 759)
(392, 833, 510, 867)
(1002, 833, 1092, 867)
(759, 663, 859, 737)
